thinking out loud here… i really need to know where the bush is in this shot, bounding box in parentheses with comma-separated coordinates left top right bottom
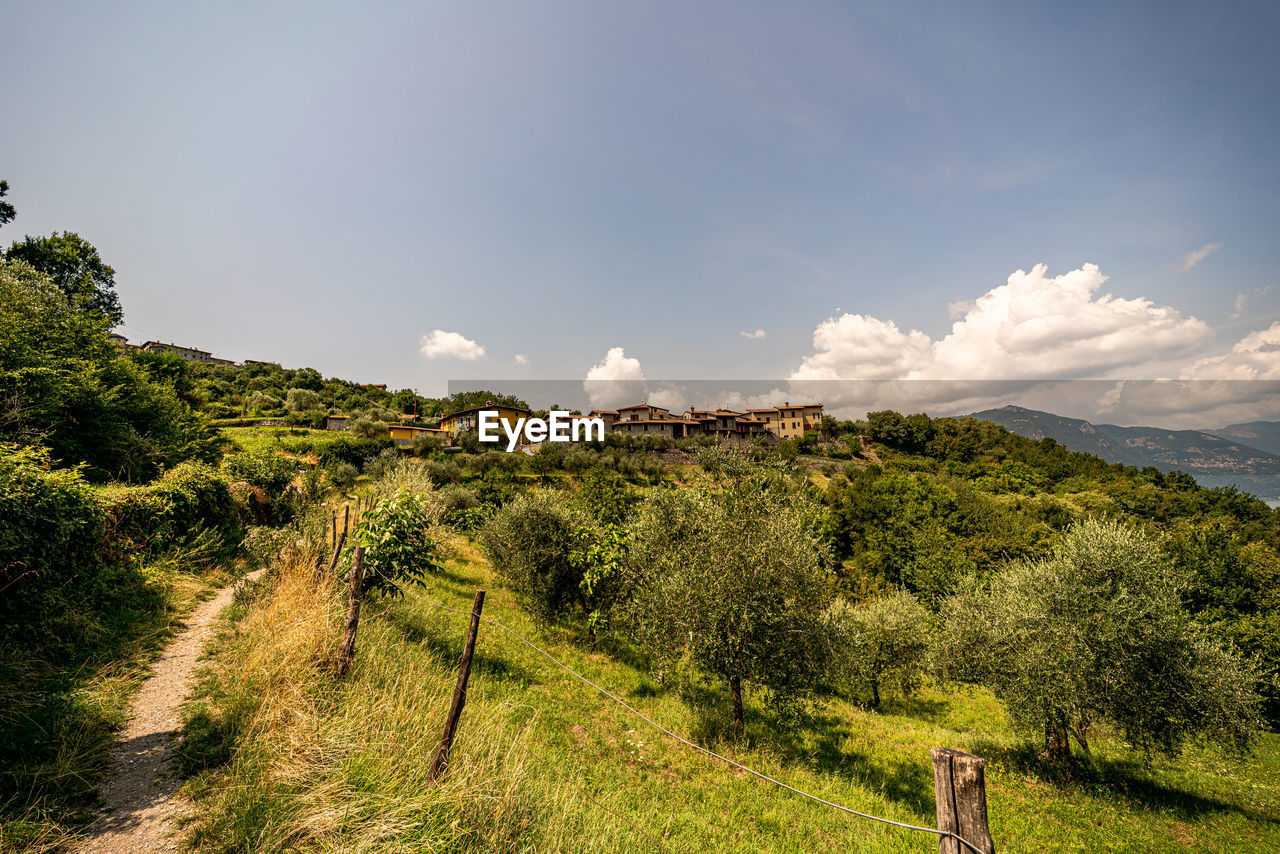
(315, 435, 395, 469)
(327, 461, 358, 491)
(348, 416, 388, 439)
(349, 488, 443, 596)
(0, 443, 106, 647)
(822, 591, 932, 708)
(284, 388, 321, 412)
(480, 493, 584, 621)
(224, 450, 298, 497)
(938, 518, 1263, 762)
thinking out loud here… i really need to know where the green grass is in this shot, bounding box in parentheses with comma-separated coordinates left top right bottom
(221, 426, 333, 456)
(0, 556, 232, 853)
(180, 538, 1280, 853)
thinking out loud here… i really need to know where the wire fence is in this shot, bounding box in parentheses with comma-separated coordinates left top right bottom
(386, 581, 985, 854)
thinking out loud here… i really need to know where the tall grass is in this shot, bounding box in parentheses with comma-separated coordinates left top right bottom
(179, 530, 590, 852)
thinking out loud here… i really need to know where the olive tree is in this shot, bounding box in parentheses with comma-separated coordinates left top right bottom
(285, 387, 321, 412)
(624, 484, 829, 727)
(480, 493, 585, 621)
(823, 590, 932, 708)
(938, 518, 1262, 762)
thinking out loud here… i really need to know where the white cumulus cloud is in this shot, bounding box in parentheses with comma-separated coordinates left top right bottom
(513, 353, 529, 366)
(584, 347, 647, 410)
(1182, 321, 1280, 380)
(420, 330, 486, 360)
(791, 263, 1210, 384)
(740, 328, 767, 339)
(1177, 241, 1222, 272)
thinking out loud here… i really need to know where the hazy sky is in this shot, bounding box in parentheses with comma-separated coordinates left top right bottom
(3, 1, 1279, 421)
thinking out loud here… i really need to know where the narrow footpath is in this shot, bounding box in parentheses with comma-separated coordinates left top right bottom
(72, 570, 262, 854)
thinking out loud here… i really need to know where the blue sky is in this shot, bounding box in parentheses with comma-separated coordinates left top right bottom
(3, 1, 1278, 421)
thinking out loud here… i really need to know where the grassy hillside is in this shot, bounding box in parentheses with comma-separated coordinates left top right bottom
(178, 532, 1280, 853)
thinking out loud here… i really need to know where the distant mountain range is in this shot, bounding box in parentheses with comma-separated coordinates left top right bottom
(967, 405, 1280, 502)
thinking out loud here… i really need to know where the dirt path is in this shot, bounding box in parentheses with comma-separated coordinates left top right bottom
(72, 570, 262, 854)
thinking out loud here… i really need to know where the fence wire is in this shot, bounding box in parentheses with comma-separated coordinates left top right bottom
(388, 581, 984, 854)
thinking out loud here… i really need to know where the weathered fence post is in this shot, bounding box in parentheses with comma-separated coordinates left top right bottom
(326, 526, 347, 577)
(428, 589, 486, 783)
(931, 748, 995, 854)
(331, 511, 337, 546)
(336, 547, 366, 677)
(343, 505, 350, 537)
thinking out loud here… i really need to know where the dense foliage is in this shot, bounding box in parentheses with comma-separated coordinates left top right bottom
(0, 259, 220, 481)
(350, 488, 443, 597)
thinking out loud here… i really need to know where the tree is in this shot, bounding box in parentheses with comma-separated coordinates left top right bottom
(823, 591, 933, 708)
(285, 387, 321, 412)
(480, 493, 586, 621)
(624, 483, 829, 726)
(5, 232, 122, 324)
(0, 180, 14, 229)
(938, 518, 1262, 763)
(0, 259, 219, 481)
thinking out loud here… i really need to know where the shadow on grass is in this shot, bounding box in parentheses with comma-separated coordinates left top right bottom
(373, 596, 537, 686)
(967, 736, 1280, 826)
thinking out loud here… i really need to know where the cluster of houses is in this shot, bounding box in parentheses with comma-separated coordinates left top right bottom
(108, 334, 269, 368)
(331, 401, 825, 448)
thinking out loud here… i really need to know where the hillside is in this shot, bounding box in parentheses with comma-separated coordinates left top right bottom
(968, 405, 1150, 467)
(969, 405, 1280, 501)
(1209, 422, 1280, 457)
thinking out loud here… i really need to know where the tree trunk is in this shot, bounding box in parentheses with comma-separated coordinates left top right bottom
(870, 675, 881, 709)
(1045, 714, 1072, 762)
(730, 675, 744, 727)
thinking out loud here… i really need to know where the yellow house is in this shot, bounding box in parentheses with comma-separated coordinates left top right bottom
(439, 404, 533, 438)
(746, 402, 824, 439)
(387, 424, 449, 446)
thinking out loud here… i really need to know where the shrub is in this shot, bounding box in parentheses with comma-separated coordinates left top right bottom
(420, 458, 463, 485)
(349, 488, 443, 596)
(0, 443, 106, 646)
(348, 416, 388, 439)
(327, 461, 359, 491)
(316, 435, 395, 468)
(938, 518, 1263, 762)
(284, 388, 321, 413)
(362, 447, 403, 479)
(224, 450, 298, 497)
(147, 462, 242, 549)
(822, 591, 932, 708)
(480, 493, 584, 621)
(437, 484, 480, 524)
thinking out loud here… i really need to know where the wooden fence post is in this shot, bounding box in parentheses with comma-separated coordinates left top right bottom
(336, 547, 366, 677)
(326, 528, 347, 577)
(428, 589, 485, 783)
(343, 505, 350, 537)
(331, 512, 337, 546)
(931, 748, 994, 854)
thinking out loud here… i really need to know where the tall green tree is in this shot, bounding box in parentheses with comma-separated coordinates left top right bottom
(0, 259, 218, 481)
(5, 231, 122, 325)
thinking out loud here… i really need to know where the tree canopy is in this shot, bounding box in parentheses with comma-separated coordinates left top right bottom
(5, 231, 122, 325)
